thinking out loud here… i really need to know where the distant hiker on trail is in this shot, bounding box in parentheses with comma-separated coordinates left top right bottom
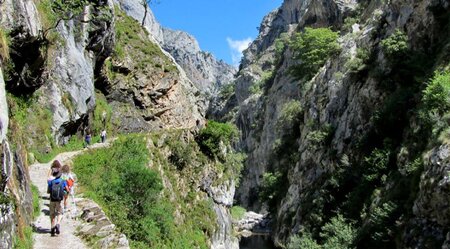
(101, 129, 107, 143)
(47, 160, 62, 181)
(61, 164, 75, 211)
(47, 167, 68, 236)
(84, 132, 91, 148)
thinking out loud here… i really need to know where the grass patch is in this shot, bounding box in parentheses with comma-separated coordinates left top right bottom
(0, 27, 10, 62)
(33, 136, 85, 163)
(230, 206, 246, 220)
(13, 226, 33, 249)
(113, 6, 176, 72)
(31, 184, 40, 219)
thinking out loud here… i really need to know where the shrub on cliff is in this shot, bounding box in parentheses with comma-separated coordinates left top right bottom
(289, 27, 340, 80)
(381, 29, 408, 59)
(74, 135, 171, 247)
(422, 70, 450, 114)
(197, 121, 238, 159)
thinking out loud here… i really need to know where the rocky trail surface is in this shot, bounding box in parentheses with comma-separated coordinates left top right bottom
(29, 141, 126, 249)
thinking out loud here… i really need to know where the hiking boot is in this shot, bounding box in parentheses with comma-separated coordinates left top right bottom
(55, 224, 60, 235)
(51, 227, 55, 236)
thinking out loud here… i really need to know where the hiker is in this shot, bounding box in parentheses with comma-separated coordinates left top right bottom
(61, 164, 75, 211)
(84, 132, 91, 147)
(47, 160, 62, 181)
(47, 167, 68, 236)
(101, 129, 107, 143)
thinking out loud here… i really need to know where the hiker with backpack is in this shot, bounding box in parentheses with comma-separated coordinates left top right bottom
(47, 166, 68, 236)
(47, 160, 62, 181)
(61, 164, 75, 211)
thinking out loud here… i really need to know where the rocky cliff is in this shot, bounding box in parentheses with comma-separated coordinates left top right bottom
(114, 0, 236, 94)
(0, 0, 237, 248)
(211, 0, 450, 248)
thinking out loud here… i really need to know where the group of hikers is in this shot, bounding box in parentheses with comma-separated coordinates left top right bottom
(46, 160, 76, 236)
(84, 129, 107, 147)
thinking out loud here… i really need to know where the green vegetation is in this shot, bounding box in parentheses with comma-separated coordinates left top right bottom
(13, 185, 40, 249)
(219, 83, 235, 99)
(92, 91, 113, 135)
(31, 184, 40, 219)
(288, 215, 356, 249)
(422, 70, 450, 113)
(363, 148, 391, 183)
(0, 27, 10, 63)
(249, 70, 274, 94)
(259, 172, 283, 203)
(13, 226, 33, 249)
(276, 100, 303, 132)
(37, 0, 88, 40)
(230, 206, 246, 220)
(197, 121, 239, 160)
(7, 94, 54, 160)
(306, 124, 334, 148)
(381, 29, 409, 59)
(74, 135, 170, 247)
(342, 17, 358, 32)
(289, 27, 340, 80)
(168, 140, 193, 170)
(73, 132, 239, 248)
(274, 32, 290, 60)
(113, 7, 176, 72)
(345, 48, 370, 73)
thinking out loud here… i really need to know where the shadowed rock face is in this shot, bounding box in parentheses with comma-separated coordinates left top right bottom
(209, 0, 450, 247)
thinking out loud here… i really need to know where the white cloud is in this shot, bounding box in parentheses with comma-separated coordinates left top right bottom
(226, 37, 252, 66)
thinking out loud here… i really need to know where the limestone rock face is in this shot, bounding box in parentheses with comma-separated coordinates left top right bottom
(0, 67, 7, 141)
(161, 28, 236, 94)
(209, 0, 450, 247)
(409, 144, 450, 247)
(100, 6, 204, 132)
(115, 0, 236, 94)
(0, 67, 33, 249)
(0, 0, 42, 37)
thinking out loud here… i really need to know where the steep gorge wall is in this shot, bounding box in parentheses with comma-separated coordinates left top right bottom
(0, 0, 238, 248)
(211, 0, 450, 247)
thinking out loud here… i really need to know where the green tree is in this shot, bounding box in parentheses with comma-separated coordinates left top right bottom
(381, 29, 408, 59)
(197, 121, 238, 159)
(289, 27, 340, 80)
(422, 70, 450, 113)
(41, 0, 89, 38)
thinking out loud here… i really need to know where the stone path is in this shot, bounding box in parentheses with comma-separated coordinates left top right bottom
(30, 142, 112, 249)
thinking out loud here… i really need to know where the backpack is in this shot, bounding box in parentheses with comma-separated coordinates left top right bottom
(50, 179, 65, 201)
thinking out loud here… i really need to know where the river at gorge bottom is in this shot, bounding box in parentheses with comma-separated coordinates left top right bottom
(239, 234, 276, 249)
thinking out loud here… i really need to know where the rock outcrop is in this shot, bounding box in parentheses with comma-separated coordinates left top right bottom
(78, 198, 130, 249)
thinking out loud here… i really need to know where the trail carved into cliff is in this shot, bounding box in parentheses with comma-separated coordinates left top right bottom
(29, 141, 113, 249)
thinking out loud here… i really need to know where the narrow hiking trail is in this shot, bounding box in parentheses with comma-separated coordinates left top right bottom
(30, 141, 112, 249)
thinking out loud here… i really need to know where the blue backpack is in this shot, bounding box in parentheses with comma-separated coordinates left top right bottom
(50, 178, 65, 201)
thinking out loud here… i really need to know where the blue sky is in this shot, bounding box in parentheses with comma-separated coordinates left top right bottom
(151, 0, 283, 66)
